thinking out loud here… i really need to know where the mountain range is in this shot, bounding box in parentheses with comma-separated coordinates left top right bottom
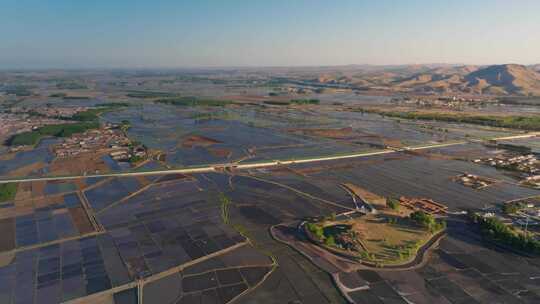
(311, 64, 540, 96)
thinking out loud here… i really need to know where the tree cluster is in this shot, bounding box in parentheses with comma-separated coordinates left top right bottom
(409, 211, 446, 232)
(470, 213, 540, 254)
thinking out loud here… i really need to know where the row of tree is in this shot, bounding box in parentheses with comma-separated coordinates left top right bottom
(356, 108, 540, 131)
(469, 213, 540, 254)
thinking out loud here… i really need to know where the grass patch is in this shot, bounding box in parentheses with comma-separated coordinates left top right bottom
(56, 82, 87, 90)
(387, 197, 400, 211)
(6, 121, 100, 146)
(49, 93, 67, 98)
(70, 108, 105, 121)
(67, 103, 129, 122)
(307, 211, 444, 265)
(290, 98, 320, 105)
(95, 102, 130, 108)
(263, 99, 320, 106)
(5, 103, 128, 146)
(155, 97, 233, 107)
(62, 96, 90, 100)
(126, 90, 180, 98)
(219, 193, 231, 224)
(263, 100, 290, 106)
(0, 183, 17, 203)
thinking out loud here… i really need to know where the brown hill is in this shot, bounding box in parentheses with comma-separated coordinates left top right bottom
(308, 64, 540, 96)
(393, 66, 471, 93)
(389, 64, 540, 95)
(464, 64, 540, 95)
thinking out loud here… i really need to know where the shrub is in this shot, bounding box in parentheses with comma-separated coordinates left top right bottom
(502, 203, 521, 215)
(325, 235, 336, 247)
(387, 198, 400, 210)
(290, 98, 320, 105)
(409, 211, 445, 232)
(306, 222, 325, 239)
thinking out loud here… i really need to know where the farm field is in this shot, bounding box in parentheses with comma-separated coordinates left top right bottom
(1, 69, 540, 304)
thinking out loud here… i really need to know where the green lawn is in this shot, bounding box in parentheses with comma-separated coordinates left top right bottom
(0, 183, 17, 203)
(6, 103, 128, 146)
(7, 121, 100, 146)
(155, 97, 233, 107)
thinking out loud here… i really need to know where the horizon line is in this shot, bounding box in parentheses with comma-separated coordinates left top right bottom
(0, 62, 538, 72)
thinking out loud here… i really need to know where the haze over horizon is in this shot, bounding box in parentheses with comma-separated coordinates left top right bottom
(2, 0, 540, 69)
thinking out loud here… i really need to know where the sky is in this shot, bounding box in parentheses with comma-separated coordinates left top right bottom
(1, 0, 539, 68)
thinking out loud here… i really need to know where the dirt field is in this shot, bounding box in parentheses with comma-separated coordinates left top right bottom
(288, 127, 354, 139)
(350, 214, 432, 264)
(48, 153, 110, 175)
(341, 183, 386, 208)
(182, 135, 221, 148)
(208, 147, 232, 158)
(6, 161, 45, 177)
(0, 152, 17, 161)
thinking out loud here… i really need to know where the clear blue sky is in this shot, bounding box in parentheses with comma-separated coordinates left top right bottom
(1, 0, 539, 68)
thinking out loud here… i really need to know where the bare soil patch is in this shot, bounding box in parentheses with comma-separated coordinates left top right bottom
(288, 127, 353, 139)
(182, 135, 221, 148)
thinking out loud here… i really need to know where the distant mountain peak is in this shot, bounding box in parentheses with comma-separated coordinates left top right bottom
(309, 63, 540, 96)
(464, 64, 540, 95)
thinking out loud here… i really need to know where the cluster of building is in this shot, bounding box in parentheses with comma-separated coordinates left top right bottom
(474, 153, 539, 188)
(109, 144, 147, 162)
(517, 200, 540, 219)
(478, 198, 540, 236)
(269, 86, 320, 96)
(524, 176, 540, 189)
(475, 154, 538, 174)
(10, 106, 88, 118)
(392, 96, 496, 109)
(54, 123, 146, 162)
(0, 113, 66, 144)
(340, 183, 449, 216)
(454, 173, 495, 189)
(285, 86, 316, 95)
(398, 197, 448, 215)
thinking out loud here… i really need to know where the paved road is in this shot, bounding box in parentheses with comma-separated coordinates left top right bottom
(1, 133, 538, 184)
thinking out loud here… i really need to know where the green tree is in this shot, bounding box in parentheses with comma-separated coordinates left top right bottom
(387, 198, 400, 210)
(325, 235, 336, 247)
(306, 222, 325, 239)
(502, 203, 521, 215)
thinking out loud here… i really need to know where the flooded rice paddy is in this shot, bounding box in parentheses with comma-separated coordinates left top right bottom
(0, 138, 539, 303)
(0, 98, 532, 179)
(1, 95, 540, 303)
